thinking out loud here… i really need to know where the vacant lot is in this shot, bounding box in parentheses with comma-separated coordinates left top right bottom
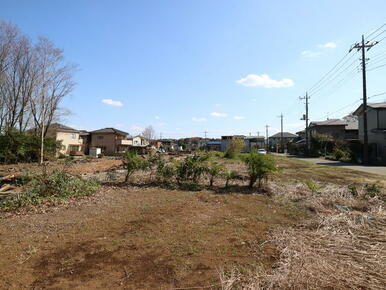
(0, 155, 384, 289)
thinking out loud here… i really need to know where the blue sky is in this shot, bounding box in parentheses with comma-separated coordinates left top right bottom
(1, 0, 386, 138)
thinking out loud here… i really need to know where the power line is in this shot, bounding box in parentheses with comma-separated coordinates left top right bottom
(307, 52, 352, 94)
(365, 22, 386, 40)
(366, 29, 386, 43)
(309, 52, 359, 96)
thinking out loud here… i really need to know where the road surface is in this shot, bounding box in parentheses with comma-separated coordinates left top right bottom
(289, 156, 386, 176)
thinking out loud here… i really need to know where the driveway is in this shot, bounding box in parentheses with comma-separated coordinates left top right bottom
(289, 156, 386, 176)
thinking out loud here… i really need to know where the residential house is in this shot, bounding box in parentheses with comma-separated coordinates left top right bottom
(44, 123, 84, 156)
(245, 136, 265, 151)
(268, 132, 297, 148)
(308, 119, 358, 141)
(90, 128, 131, 155)
(130, 135, 150, 147)
(159, 139, 179, 151)
(354, 102, 386, 163)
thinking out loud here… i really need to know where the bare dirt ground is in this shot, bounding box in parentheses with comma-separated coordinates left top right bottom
(0, 184, 301, 289)
(0, 155, 384, 289)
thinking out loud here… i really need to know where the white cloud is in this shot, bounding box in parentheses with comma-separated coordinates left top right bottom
(101, 99, 123, 107)
(236, 74, 295, 88)
(215, 103, 221, 107)
(301, 50, 322, 58)
(318, 42, 337, 49)
(155, 116, 160, 120)
(192, 117, 207, 122)
(233, 116, 245, 120)
(210, 112, 227, 117)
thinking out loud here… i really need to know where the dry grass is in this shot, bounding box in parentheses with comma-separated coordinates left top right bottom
(220, 182, 386, 289)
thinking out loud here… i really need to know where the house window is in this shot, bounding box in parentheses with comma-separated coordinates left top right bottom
(97, 136, 104, 140)
(71, 133, 76, 139)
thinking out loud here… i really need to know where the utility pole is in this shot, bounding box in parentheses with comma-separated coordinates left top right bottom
(278, 113, 284, 153)
(203, 131, 208, 139)
(265, 125, 269, 150)
(350, 35, 378, 164)
(300, 92, 310, 155)
(256, 131, 259, 137)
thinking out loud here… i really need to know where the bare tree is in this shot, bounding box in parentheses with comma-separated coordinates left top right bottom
(28, 38, 76, 162)
(142, 125, 156, 140)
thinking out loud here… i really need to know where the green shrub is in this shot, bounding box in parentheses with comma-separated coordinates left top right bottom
(332, 147, 351, 162)
(364, 182, 382, 199)
(243, 151, 276, 189)
(156, 162, 176, 184)
(206, 163, 224, 187)
(223, 170, 242, 188)
(0, 129, 60, 164)
(0, 169, 99, 211)
(176, 154, 209, 184)
(224, 139, 244, 159)
(124, 151, 149, 183)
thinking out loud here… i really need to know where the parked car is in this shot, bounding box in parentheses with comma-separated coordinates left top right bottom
(257, 149, 267, 155)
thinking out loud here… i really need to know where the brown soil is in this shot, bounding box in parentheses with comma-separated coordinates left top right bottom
(0, 184, 302, 289)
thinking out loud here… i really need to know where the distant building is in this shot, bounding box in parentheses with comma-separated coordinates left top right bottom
(220, 135, 265, 153)
(206, 139, 222, 151)
(268, 132, 297, 148)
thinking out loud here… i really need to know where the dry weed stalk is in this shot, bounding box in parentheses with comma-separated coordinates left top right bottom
(220, 182, 386, 289)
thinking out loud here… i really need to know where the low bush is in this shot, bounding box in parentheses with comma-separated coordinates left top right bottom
(124, 151, 149, 183)
(224, 139, 244, 159)
(205, 163, 224, 187)
(222, 170, 242, 188)
(0, 169, 99, 211)
(243, 151, 276, 189)
(176, 154, 209, 184)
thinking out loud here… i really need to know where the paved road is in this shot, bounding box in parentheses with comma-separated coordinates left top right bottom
(289, 156, 386, 176)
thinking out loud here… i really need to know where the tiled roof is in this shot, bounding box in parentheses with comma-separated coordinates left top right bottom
(90, 127, 128, 135)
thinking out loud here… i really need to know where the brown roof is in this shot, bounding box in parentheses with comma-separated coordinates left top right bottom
(48, 123, 79, 133)
(90, 127, 128, 136)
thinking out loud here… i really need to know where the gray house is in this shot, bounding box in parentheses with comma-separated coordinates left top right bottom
(354, 102, 386, 163)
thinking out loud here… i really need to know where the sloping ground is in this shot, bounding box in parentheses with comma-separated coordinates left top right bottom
(0, 185, 302, 289)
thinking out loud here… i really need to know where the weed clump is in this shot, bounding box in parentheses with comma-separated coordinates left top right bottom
(1, 169, 99, 211)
